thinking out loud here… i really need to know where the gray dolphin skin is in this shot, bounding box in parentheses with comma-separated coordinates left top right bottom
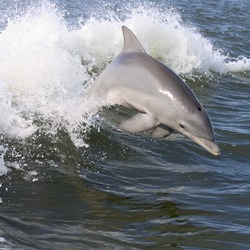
(88, 26, 220, 156)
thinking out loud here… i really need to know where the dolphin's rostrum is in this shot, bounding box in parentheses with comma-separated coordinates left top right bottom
(87, 26, 220, 156)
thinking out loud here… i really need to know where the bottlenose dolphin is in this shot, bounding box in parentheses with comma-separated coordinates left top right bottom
(88, 26, 220, 156)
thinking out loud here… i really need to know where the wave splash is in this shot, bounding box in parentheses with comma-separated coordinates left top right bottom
(0, 2, 99, 145)
(0, 0, 249, 174)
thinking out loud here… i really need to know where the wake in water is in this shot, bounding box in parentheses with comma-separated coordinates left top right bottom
(0, 0, 249, 175)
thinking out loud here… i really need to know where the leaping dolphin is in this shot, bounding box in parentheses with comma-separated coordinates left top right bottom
(87, 26, 220, 156)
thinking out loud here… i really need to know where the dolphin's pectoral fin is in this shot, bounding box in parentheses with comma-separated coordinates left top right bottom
(118, 113, 158, 133)
(150, 125, 173, 139)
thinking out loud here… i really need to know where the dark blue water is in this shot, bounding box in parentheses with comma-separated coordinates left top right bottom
(0, 0, 249, 249)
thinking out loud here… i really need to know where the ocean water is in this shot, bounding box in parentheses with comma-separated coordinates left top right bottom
(0, 0, 249, 249)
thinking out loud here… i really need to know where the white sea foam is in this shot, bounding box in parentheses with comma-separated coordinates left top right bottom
(0, 0, 249, 145)
(0, 236, 6, 242)
(80, 6, 250, 75)
(0, 1, 98, 146)
(0, 145, 8, 176)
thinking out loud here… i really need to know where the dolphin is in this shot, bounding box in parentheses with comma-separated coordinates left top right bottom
(87, 26, 220, 156)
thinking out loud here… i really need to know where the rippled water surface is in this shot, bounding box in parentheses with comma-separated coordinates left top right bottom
(0, 0, 249, 249)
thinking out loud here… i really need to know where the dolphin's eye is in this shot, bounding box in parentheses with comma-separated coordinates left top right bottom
(179, 124, 185, 129)
(198, 107, 202, 111)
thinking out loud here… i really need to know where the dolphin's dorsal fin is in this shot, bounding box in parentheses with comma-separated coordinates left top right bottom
(122, 26, 145, 53)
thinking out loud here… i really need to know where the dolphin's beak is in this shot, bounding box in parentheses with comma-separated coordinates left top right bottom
(180, 130, 221, 156)
(192, 136, 221, 156)
(186, 135, 220, 156)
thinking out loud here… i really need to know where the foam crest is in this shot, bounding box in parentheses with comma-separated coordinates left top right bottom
(0, 1, 98, 146)
(0, 145, 8, 176)
(80, 6, 250, 75)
